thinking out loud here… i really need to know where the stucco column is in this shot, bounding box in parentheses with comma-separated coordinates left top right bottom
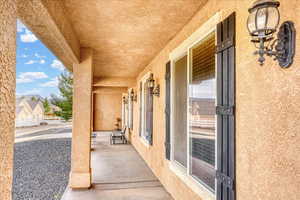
(69, 48, 93, 188)
(0, 0, 17, 199)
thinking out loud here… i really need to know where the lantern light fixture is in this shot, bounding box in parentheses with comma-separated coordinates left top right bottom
(247, 0, 295, 68)
(129, 89, 137, 102)
(147, 73, 160, 97)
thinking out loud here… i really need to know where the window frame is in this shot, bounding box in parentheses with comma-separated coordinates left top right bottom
(169, 25, 218, 197)
(139, 72, 152, 145)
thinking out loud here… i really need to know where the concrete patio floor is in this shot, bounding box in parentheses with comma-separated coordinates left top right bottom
(61, 132, 173, 200)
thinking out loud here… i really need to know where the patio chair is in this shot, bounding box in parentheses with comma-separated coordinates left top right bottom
(110, 126, 127, 145)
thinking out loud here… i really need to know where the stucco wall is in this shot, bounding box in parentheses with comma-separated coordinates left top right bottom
(93, 87, 127, 131)
(130, 0, 300, 200)
(0, 1, 16, 200)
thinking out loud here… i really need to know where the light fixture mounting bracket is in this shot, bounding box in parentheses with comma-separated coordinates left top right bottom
(275, 21, 296, 68)
(254, 21, 296, 68)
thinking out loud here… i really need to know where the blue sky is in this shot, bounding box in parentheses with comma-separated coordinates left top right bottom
(16, 20, 67, 98)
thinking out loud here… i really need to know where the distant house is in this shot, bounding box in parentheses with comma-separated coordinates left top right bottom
(16, 98, 34, 123)
(15, 95, 45, 127)
(44, 104, 61, 120)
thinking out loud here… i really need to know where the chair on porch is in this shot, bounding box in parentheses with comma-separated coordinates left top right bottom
(110, 126, 127, 145)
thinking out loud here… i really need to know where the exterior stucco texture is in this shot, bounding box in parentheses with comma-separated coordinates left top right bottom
(0, 1, 16, 200)
(130, 1, 300, 200)
(93, 87, 127, 131)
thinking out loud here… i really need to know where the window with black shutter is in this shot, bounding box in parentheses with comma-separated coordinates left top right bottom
(165, 61, 171, 160)
(139, 73, 154, 145)
(216, 12, 236, 200)
(139, 82, 142, 136)
(145, 77, 153, 145)
(167, 12, 235, 200)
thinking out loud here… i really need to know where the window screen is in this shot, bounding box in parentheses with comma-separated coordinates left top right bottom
(173, 55, 188, 167)
(188, 33, 216, 191)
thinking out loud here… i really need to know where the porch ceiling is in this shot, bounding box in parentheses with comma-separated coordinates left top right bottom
(63, 0, 208, 78)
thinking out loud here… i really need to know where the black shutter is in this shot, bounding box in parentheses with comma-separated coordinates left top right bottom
(165, 61, 171, 160)
(139, 82, 142, 136)
(146, 77, 153, 145)
(216, 13, 236, 200)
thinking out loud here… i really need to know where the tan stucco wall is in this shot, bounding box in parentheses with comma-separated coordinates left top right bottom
(70, 48, 93, 188)
(0, 1, 16, 200)
(93, 87, 127, 131)
(130, 1, 300, 200)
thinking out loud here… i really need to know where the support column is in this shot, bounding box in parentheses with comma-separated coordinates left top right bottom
(69, 48, 93, 188)
(0, 0, 17, 199)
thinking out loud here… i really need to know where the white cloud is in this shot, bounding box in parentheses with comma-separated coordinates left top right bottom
(40, 77, 59, 87)
(51, 59, 65, 71)
(25, 60, 36, 65)
(24, 59, 45, 65)
(34, 53, 46, 58)
(16, 72, 48, 83)
(20, 29, 38, 43)
(17, 20, 26, 33)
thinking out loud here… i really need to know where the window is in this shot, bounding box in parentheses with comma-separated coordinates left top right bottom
(121, 95, 126, 128)
(122, 94, 129, 128)
(188, 33, 216, 190)
(172, 55, 188, 167)
(171, 32, 216, 192)
(139, 73, 153, 144)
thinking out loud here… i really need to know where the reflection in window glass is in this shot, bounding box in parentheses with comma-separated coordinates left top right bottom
(173, 55, 188, 167)
(189, 33, 216, 191)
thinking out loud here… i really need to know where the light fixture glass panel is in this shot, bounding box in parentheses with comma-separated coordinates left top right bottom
(148, 79, 154, 88)
(247, 10, 257, 34)
(266, 7, 280, 30)
(256, 7, 267, 30)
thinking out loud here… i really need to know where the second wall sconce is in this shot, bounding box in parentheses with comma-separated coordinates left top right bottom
(147, 73, 160, 97)
(129, 89, 137, 102)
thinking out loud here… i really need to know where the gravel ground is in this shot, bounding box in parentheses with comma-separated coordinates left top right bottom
(13, 138, 71, 200)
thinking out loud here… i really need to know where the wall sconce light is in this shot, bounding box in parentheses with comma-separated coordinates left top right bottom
(247, 0, 295, 68)
(147, 73, 160, 97)
(129, 89, 137, 102)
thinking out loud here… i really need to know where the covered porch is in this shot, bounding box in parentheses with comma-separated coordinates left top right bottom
(62, 132, 172, 200)
(1, 0, 299, 200)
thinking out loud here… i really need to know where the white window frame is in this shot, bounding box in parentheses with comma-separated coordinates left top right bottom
(168, 12, 221, 200)
(139, 72, 152, 145)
